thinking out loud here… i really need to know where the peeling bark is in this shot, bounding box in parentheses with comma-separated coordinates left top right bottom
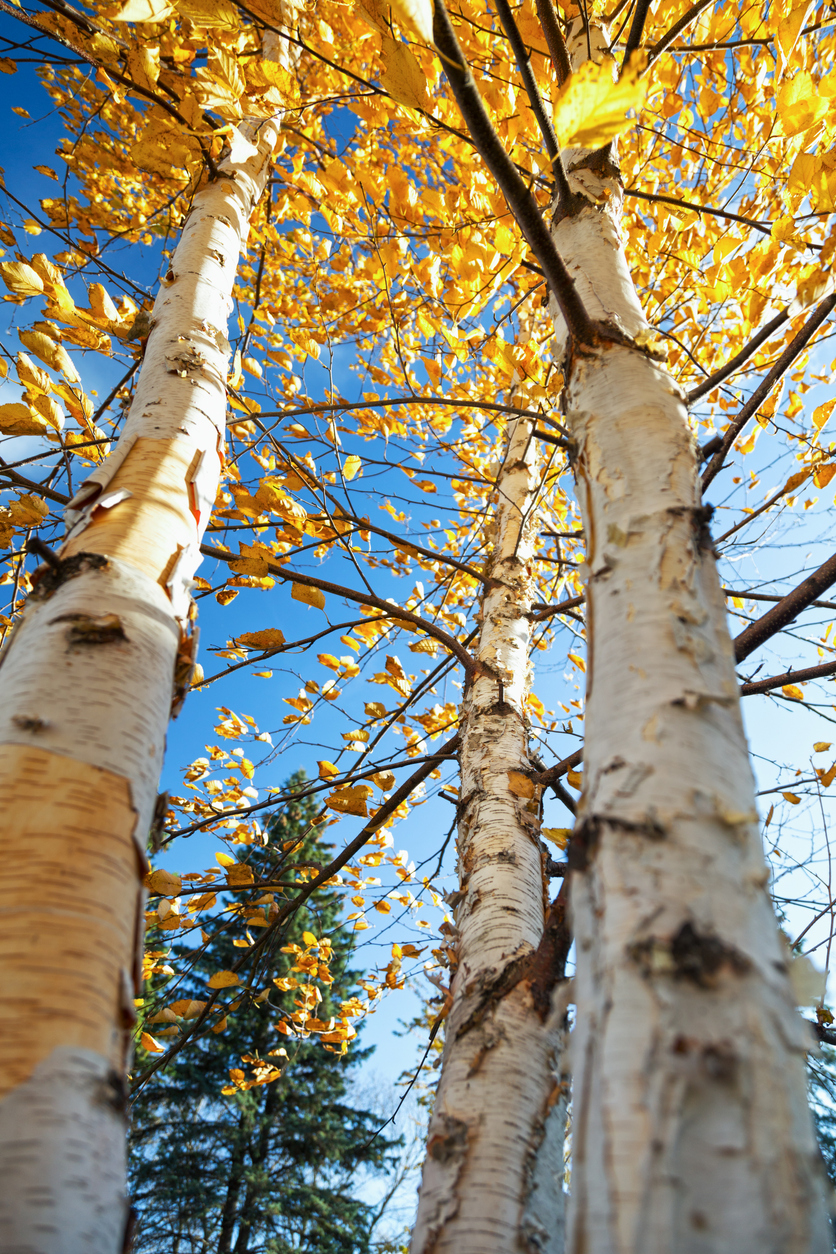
(411, 381, 570, 1253)
(551, 24, 831, 1254)
(0, 29, 298, 1254)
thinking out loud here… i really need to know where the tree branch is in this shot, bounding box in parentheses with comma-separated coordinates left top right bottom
(740, 659, 836, 697)
(646, 0, 715, 62)
(626, 188, 771, 236)
(534, 0, 571, 84)
(701, 295, 836, 490)
(733, 551, 836, 663)
(432, 0, 595, 345)
(621, 0, 652, 69)
(493, 0, 560, 169)
(723, 588, 836, 613)
(687, 309, 789, 404)
(200, 543, 476, 677)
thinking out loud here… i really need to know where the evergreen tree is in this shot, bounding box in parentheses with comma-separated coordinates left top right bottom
(129, 775, 400, 1254)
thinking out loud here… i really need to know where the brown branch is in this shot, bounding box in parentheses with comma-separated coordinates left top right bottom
(626, 188, 771, 236)
(131, 734, 460, 1092)
(734, 552, 836, 663)
(0, 467, 69, 506)
(258, 394, 568, 434)
(200, 543, 476, 677)
(723, 588, 836, 613)
(740, 659, 836, 697)
(646, 0, 715, 62)
(621, 0, 652, 68)
(687, 309, 789, 404)
(536, 746, 583, 788)
(493, 0, 560, 168)
(530, 593, 585, 620)
(528, 878, 571, 1020)
(534, 0, 571, 84)
(701, 295, 836, 491)
(432, 0, 595, 345)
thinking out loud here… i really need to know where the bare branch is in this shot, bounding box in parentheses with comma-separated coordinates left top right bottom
(734, 552, 836, 663)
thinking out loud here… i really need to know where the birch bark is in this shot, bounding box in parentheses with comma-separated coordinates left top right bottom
(552, 23, 831, 1254)
(411, 345, 570, 1254)
(0, 26, 298, 1254)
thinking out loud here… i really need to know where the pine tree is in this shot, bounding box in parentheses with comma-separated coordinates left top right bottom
(129, 776, 400, 1254)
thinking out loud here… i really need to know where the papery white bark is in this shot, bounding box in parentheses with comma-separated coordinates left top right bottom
(0, 28, 298, 1254)
(552, 24, 831, 1254)
(411, 388, 570, 1254)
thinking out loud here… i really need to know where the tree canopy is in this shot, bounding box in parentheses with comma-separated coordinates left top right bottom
(2, 0, 836, 1246)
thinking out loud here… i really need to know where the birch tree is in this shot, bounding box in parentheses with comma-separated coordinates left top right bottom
(0, 2, 303, 1250)
(2, 0, 836, 1251)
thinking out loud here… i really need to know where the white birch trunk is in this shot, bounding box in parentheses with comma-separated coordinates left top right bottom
(551, 23, 832, 1254)
(0, 30, 297, 1254)
(411, 380, 570, 1254)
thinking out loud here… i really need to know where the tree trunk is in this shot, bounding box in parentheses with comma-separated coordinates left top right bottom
(411, 373, 570, 1254)
(0, 30, 297, 1254)
(551, 23, 831, 1254)
(217, 1107, 252, 1254)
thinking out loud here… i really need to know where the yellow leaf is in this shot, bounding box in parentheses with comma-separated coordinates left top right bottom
(0, 402, 49, 436)
(343, 454, 362, 481)
(552, 55, 648, 151)
(814, 742, 832, 752)
(373, 770, 396, 790)
(317, 652, 341, 670)
(781, 469, 809, 495)
(175, 0, 238, 25)
(380, 35, 429, 111)
(236, 628, 286, 650)
(821, 764, 836, 788)
(140, 1032, 165, 1053)
(302, 930, 317, 946)
(207, 970, 240, 988)
(413, 479, 436, 492)
(764, 804, 774, 827)
(814, 463, 836, 488)
(0, 261, 43, 297)
(226, 863, 254, 886)
(326, 784, 374, 816)
(542, 827, 571, 850)
(318, 760, 340, 779)
(507, 770, 535, 799)
(113, 0, 173, 18)
(813, 400, 836, 431)
(292, 582, 326, 610)
(567, 769, 583, 789)
(777, 72, 828, 136)
(390, 0, 433, 44)
(16, 351, 51, 393)
(375, 899, 392, 913)
(144, 868, 182, 895)
(782, 684, 804, 701)
(126, 45, 160, 92)
(775, 0, 816, 74)
(568, 652, 586, 672)
(168, 999, 207, 1019)
(18, 329, 79, 381)
(0, 58, 16, 74)
(782, 791, 801, 804)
